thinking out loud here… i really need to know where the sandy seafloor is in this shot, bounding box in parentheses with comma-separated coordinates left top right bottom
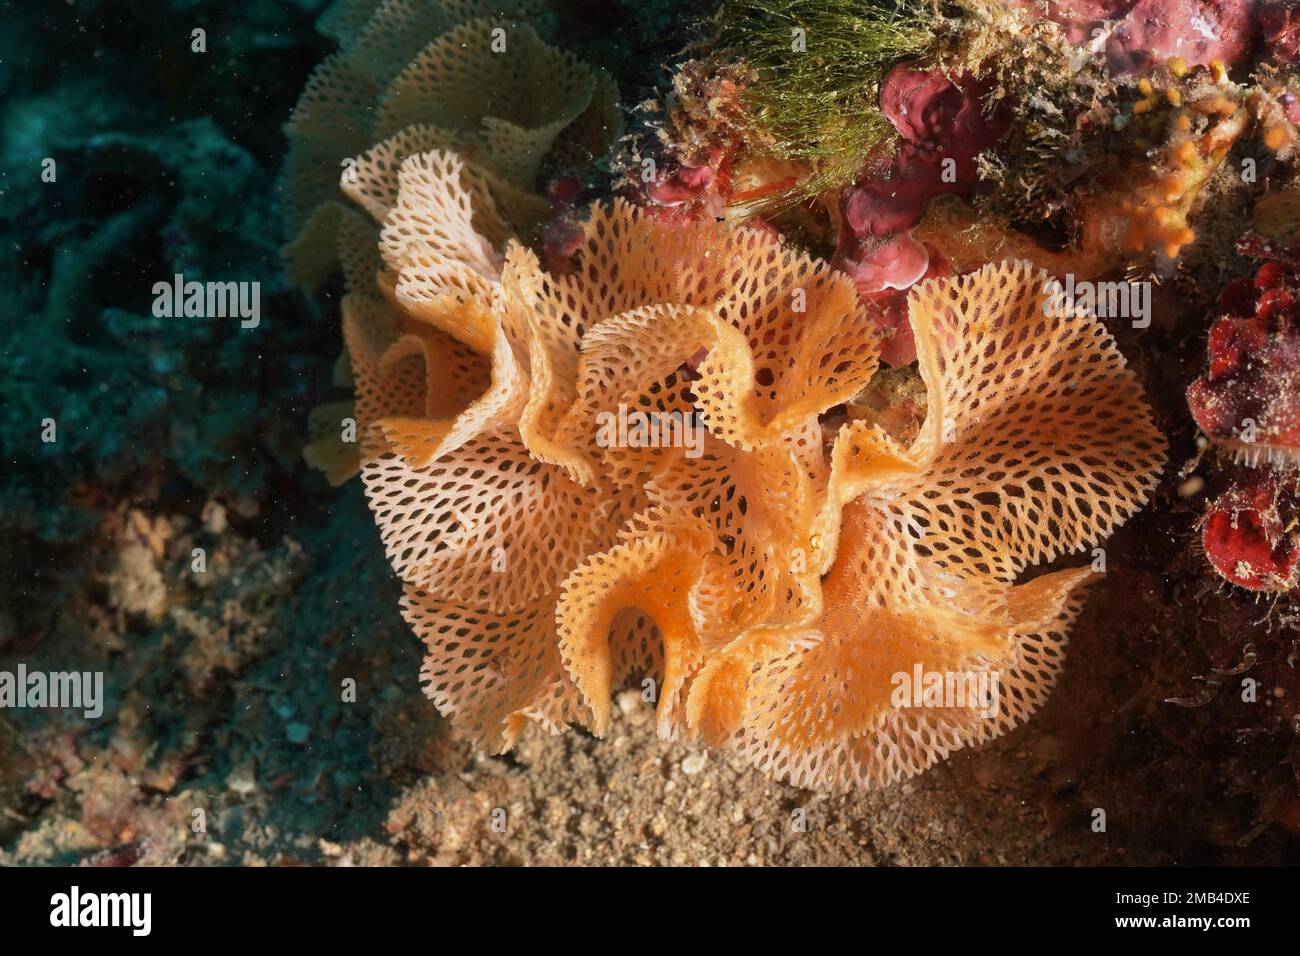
(2, 0, 1299, 867)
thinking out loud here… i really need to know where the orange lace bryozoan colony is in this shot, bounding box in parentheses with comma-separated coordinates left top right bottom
(286, 3, 1167, 792)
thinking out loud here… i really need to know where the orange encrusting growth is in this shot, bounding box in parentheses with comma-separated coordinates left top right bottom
(917, 82, 1250, 277)
(1119, 95, 1247, 261)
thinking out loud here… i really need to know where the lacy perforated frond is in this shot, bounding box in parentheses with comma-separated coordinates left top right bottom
(344, 124, 553, 245)
(284, 201, 386, 297)
(683, 494, 1097, 791)
(404, 586, 584, 753)
(363, 428, 612, 609)
(300, 133, 578, 490)
(504, 202, 882, 467)
(379, 150, 513, 335)
(347, 287, 526, 473)
(551, 69, 624, 168)
(373, 21, 599, 177)
(297, 70, 1165, 787)
(284, 201, 349, 294)
(281, 0, 616, 279)
(825, 261, 1167, 587)
(286, 1, 622, 500)
(644, 435, 823, 642)
(282, 53, 381, 239)
(287, 0, 1169, 786)
(671, 261, 1165, 790)
(556, 509, 715, 738)
(344, 0, 519, 84)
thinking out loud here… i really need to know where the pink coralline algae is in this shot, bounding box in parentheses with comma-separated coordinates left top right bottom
(876, 66, 1006, 158)
(1106, 0, 1255, 75)
(1187, 236, 1300, 467)
(1015, 0, 1259, 74)
(1202, 469, 1300, 591)
(832, 65, 1008, 356)
(861, 248, 950, 367)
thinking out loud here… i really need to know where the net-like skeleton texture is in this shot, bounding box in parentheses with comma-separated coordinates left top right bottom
(287, 1, 1167, 791)
(349, 151, 1166, 788)
(286, 0, 621, 481)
